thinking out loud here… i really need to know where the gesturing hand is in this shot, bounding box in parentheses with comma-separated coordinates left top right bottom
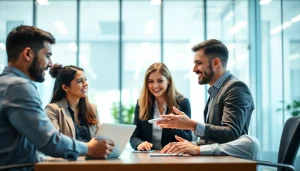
(156, 106, 197, 131)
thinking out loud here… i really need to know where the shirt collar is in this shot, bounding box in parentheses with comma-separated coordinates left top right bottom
(208, 71, 231, 96)
(56, 98, 69, 108)
(154, 100, 167, 109)
(2, 66, 31, 80)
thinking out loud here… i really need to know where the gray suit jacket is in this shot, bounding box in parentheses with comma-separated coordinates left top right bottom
(45, 98, 100, 139)
(197, 75, 254, 145)
(0, 66, 87, 165)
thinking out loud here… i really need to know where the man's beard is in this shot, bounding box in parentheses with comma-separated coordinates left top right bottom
(198, 64, 214, 85)
(28, 53, 47, 82)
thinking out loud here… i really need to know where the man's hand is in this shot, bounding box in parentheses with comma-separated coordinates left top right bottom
(137, 141, 153, 151)
(160, 135, 200, 156)
(87, 138, 115, 159)
(156, 106, 197, 131)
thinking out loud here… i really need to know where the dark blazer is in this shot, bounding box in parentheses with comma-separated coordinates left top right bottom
(196, 75, 254, 145)
(130, 97, 192, 150)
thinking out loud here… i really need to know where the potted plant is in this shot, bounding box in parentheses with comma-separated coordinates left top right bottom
(276, 99, 300, 116)
(111, 102, 135, 124)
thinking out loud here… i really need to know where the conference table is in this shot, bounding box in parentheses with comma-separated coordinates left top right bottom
(35, 150, 257, 171)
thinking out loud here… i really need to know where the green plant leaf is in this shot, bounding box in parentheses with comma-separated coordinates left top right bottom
(291, 110, 300, 117)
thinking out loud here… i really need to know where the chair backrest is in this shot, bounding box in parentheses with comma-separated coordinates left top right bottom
(278, 116, 300, 170)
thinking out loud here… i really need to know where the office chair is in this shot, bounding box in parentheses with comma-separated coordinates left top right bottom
(256, 116, 300, 171)
(0, 163, 34, 170)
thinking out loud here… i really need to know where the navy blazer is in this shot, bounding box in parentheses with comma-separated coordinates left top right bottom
(130, 97, 192, 150)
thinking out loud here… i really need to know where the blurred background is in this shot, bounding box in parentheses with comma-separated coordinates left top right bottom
(0, 0, 299, 169)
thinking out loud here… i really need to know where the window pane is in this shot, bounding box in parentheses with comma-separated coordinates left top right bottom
(36, 0, 77, 107)
(260, 0, 283, 161)
(283, 0, 300, 169)
(164, 0, 204, 121)
(80, 0, 119, 123)
(0, 0, 33, 72)
(122, 0, 160, 123)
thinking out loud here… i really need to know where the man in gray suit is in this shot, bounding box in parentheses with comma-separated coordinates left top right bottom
(157, 39, 254, 155)
(0, 25, 114, 168)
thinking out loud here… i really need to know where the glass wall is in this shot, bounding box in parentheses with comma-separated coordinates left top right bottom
(163, 0, 204, 121)
(282, 0, 300, 167)
(0, 0, 299, 169)
(36, 0, 77, 106)
(79, 0, 119, 123)
(259, 0, 284, 161)
(122, 0, 161, 123)
(0, 0, 33, 72)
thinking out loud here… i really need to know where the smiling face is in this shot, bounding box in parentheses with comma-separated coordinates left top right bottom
(63, 70, 88, 98)
(147, 71, 169, 99)
(192, 49, 215, 85)
(28, 41, 52, 82)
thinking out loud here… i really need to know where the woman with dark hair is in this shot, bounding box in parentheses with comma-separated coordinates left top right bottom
(130, 62, 192, 151)
(45, 64, 100, 142)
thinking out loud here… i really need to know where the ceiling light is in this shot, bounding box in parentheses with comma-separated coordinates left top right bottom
(224, 11, 234, 21)
(259, 0, 272, 5)
(291, 14, 300, 23)
(282, 21, 292, 29)
(37, 0, 49, 5)
(270, 25, 282, 35)
(270, 21, 292, 35)
(151, 0, 161, 5)
(228, 21, 247, 35)
(53, 21, 68, 35)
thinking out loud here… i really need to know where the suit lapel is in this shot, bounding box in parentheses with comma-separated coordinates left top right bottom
(146, 107, 155, 142)
(203, 97, 210, 123)
(206, 75, 233, 123)
(62, 108, 76, 138)
(57, 98, 76, 138)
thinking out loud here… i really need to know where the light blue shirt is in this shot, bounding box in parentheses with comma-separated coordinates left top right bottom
(0, 66, 87, 166)
(200, 135, 260, 160)
(195, 71, 232, 137)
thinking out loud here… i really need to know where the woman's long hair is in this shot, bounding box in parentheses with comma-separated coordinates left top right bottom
(138, 63, 184, 120)
(49, 64, 97, 125)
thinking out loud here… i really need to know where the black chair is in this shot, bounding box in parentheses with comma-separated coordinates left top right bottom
(0, 163, 34, 170)
(256, 116, 300, 171)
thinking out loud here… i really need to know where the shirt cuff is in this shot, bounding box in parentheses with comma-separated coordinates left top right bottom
(200, 144, 214, 156)
(195, 122, 205, 137)
(77, 141, 88, 155)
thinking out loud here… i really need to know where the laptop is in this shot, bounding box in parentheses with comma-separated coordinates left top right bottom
(95, 123, 136, 158)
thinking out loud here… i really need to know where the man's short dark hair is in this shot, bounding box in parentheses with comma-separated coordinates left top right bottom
(192, 39, 229, 67)
(6, 25, 56, 62)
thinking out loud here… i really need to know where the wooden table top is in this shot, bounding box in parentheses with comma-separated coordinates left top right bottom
(35, 150, 257, 171)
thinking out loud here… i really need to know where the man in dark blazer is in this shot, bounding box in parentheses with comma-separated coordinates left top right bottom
(157, 39, 254, 154)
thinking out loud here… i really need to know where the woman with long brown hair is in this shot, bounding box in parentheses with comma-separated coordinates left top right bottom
(130, 63, 192, 150)
(45, 64, 99, 142)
